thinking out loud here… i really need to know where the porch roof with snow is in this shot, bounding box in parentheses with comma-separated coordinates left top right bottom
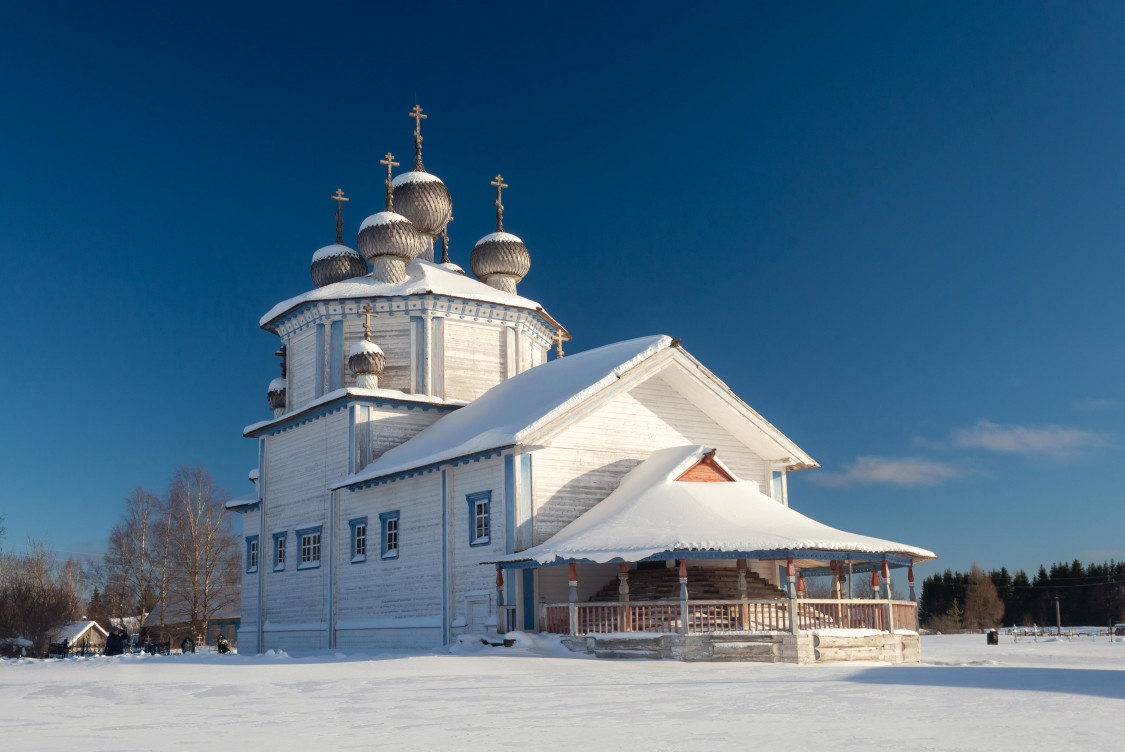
(333, 336, 817, 490)
(490, 445, 936, 570)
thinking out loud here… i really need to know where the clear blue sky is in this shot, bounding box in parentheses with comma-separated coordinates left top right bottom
(1, 2, 1122, 579)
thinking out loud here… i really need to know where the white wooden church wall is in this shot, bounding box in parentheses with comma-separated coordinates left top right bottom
(237, 506, 262, 653)
(443, 321, 505, 401)
(445, 457, 507, 635)
(352, 404, 445, 473)
(531, 372, 773, 546)
(289, 329, 316, 409)
(259, 409, 349, 650)
(335, 473, 444, 648)
(340, 317, 412, 392)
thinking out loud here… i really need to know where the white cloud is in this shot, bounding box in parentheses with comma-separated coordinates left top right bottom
(950, 419, 1111, 457)
(1075, 397, 1119, 412)
(811, 456, 964, 487)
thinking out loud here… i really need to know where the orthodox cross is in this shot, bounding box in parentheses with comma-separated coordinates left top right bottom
(357, 304, 375, 341)
(408, 104, 427, 171)
(330, 188, 348, 244)
(379, 152, 399, 210)
(491, 174, 508, 232)
(553, 329, 565, 359)
(440, 228, 451, 264)
(274, 345, 287, 378)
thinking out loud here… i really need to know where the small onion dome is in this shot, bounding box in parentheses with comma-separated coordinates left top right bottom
(391, 172, 453, 237)
(357, 211, 428, 283)
(470, 231, 531, 294)
(310, 243, 367, 288)
(348, 338, 385, 377)
(267, 377, 287, 411)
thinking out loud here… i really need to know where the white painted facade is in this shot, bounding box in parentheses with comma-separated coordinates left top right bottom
(234, 257, 819, 652)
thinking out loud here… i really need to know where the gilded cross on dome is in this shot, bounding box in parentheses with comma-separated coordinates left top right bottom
(330, 188, 348, 244)
(379, 152, 399, 210)
(491, 174, 508, 232)
(408, 104, 427, 171)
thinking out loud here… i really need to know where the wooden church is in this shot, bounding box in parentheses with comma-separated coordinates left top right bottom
(229, 107, 934, 663)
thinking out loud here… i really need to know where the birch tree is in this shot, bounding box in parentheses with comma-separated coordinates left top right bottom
(164, 466, 239, 642)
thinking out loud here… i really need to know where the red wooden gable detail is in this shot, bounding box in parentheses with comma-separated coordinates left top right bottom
(675, 451, 736, 483)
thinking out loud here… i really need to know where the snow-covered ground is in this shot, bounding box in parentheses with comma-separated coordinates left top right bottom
(4, 633, 1123, 751)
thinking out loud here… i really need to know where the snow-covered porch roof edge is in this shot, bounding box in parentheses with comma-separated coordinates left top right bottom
(489, 549, 923, 571)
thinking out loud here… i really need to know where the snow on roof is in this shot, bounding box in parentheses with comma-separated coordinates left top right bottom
(334, 335, 673, 488)
(311, 243, 359, 262)
(261, 260, 544, 329)
(392, 171, 444, 186)
(49, 620, 108, 644)
(349, 339, 383, 357)
(244, 386, 463, 436)
(249, 468, 260, 481)
(358, 210, 412, 231)
(493, 445, 936, 565)
(474, 231, 524, 246)
(225, 494, 258, 510)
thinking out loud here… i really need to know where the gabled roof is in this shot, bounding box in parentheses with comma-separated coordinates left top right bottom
(493, 445, 936, 566)
(49, 620, 108, 644)
(260, 259, 562, 332)
(334, 335, 673, 488)
(334, 335, 820, 488)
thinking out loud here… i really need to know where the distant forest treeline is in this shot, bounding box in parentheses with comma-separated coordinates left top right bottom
(920, 560, 1125, 629)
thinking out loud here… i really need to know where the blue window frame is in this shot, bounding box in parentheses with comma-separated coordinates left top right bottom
(380, 511, 400, 559)
(467, 491, 491, 547)
(272, 531, 287, 571)
(296, 525, 323, 569)
(245, 535, 259, 573)
(349, 517, 368, 563)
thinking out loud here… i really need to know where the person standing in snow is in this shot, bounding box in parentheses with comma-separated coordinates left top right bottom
(216, 634, 230, 654)
(104, 628, 123, 656)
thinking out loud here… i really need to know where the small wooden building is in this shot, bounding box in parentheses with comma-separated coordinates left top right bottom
(48, 621, 108, 656)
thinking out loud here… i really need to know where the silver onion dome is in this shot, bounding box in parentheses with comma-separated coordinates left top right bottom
(357, 212, 427, 264)
(470, 231, 531, 293)
(348, 339, 386, 378)
(359, 152, 428, 283)
(310, 243, 367, 288)
(267, 377, 287, 411)
(392, 172, 452, 238)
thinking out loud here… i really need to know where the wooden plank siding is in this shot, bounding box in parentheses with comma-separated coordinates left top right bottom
(532, 372, 772, 546)
(342, 316, 412, 392)
(443, 321, 505, 401)
(289, 329, 316, 409)
(258, 409, 350, 650)
(335, 473, 444, 648)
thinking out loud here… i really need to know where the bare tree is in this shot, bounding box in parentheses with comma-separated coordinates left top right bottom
(105, 487, 161, 617)
(164, 466, 239, 642)
(0, 539, 82, 655)
(963, 563, 1005, 631)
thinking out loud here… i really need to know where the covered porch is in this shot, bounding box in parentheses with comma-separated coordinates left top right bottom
(488, 446, 934, 662)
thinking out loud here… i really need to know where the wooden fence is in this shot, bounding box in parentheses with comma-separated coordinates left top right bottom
(540, 598, 918, 636)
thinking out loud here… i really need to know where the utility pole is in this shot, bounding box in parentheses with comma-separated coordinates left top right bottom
(1055, 596, 1062, 636)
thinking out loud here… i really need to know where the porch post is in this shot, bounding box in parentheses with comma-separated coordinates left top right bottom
(787, 557, 798, 635)
(737, 559, 748, 629)
(495, 566, 506, 635)
(618, 563, 631, 632)
(678, 559, 689, 635)
(882, 559, 894, 633)
(907, 564, 916, 602)
(568, 562, 579, 637)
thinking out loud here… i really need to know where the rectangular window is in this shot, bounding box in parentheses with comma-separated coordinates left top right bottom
(297, 525, 322, 569)
(467, 491, 491, 547)
(273, 531, 287, 571)
(381, 511, 400, 559)
(349, 517, 367, 563)
(245, 536, 259, 573)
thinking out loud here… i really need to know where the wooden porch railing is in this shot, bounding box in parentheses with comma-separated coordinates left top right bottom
(540, 598, 918, 636)
(497, 605, 518, 634)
